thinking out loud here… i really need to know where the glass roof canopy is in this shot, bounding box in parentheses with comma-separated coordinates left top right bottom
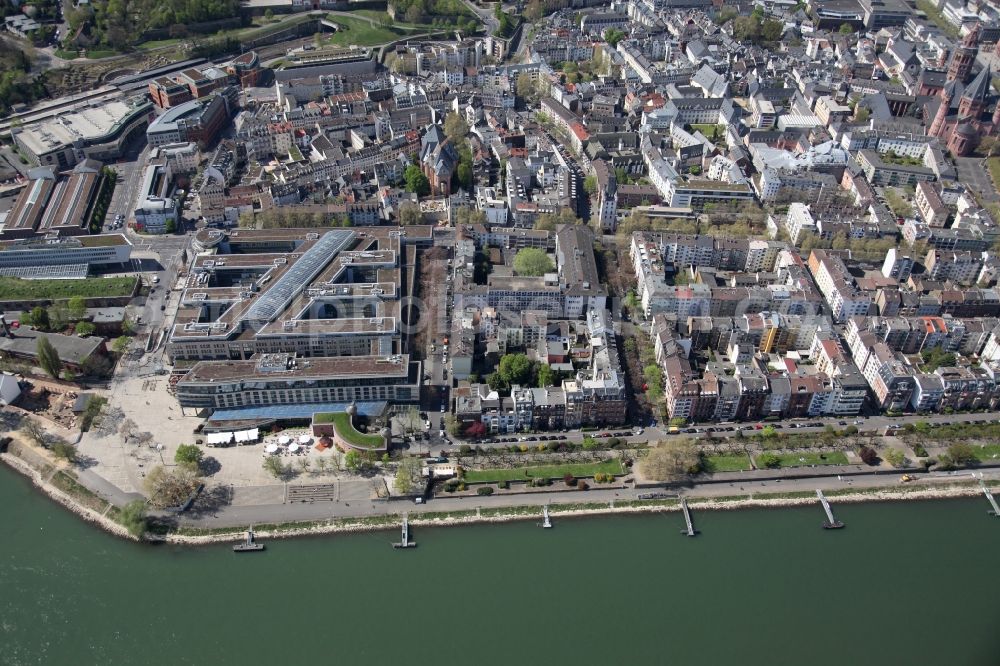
(241, 229, 354, 323)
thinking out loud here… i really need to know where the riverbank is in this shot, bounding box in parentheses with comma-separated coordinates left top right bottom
(164, 482, 990, 545)
(2, 447, 992, 546)
(0, 451, 137, 542)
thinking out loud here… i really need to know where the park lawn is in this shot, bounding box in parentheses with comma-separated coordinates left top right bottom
(758, 451, 850, 468)
(351, 10, 450, 31)
(324, 16, 403, 46)
(987, 158, 1000, 194)
(136, 37, 184, 51)
(973, 443, 1000, 462)
(0, 276, 137, 301)
(689, 123, 725, 138)
(702, 454, 752, 473)
(462, 459, 624, 484)
(329, 411, 384, 449)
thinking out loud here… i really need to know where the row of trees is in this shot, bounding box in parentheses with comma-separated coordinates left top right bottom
(22, 298, 105, 332)
(797, 231, 900, 263)
(390, 0, 472, 26)
(239, 209, 351, 229)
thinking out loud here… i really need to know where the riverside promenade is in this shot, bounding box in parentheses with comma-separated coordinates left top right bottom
(169, 467, 1000, 530)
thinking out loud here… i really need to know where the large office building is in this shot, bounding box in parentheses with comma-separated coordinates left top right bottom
(11, 98, 153, 169)
(146, 92, 234, 148)
(170, 226, 434, 416)
(0, 233, 131, 278)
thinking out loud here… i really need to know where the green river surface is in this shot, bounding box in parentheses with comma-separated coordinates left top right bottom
(2, 463, 999, 665)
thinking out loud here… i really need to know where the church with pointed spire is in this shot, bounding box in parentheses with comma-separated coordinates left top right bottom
(926, 63, 1000, 157)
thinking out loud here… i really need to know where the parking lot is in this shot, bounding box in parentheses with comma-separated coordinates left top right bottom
(955, 156, 999, 203)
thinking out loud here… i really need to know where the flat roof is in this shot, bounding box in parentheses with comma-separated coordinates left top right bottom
(15, 100, 148, 156)
(171, 226, 420, 343)
(180, 355, 411, 382)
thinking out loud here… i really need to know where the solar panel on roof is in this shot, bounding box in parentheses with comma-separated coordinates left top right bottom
(0, 263, 89, 279)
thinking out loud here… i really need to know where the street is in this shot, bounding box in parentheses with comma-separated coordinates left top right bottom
(431, 410, 1000, 453)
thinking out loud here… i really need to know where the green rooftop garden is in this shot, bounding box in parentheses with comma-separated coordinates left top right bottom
(323, 411, 385, 449)
(0, 276, 138, 301)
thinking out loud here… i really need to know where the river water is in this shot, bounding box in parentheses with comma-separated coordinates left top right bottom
(2, 463, 999, 665)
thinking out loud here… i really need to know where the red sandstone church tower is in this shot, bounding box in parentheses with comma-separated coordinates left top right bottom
(948, 23, 980, 82)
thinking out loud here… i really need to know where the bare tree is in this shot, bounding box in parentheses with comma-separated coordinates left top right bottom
(144, 466, 200, 508)
(638, 439, 700, 482)
(19, 418, 47, 446)
(119, 418, 138, 443)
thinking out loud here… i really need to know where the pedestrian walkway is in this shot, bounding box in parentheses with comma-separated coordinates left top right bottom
(230, 485, 285, 507)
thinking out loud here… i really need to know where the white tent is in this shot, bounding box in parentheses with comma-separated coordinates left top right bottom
(206, 432, 234, 446)
(298, 434, 311, 444)
(265, 443, 279, 454)
(278, 435, 291, 445)
(234, 429, 260, 444)
(288, 443, 300, 453)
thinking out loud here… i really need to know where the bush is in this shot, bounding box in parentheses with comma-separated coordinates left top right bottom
(884, 448, 906, 468)
(563, 473, 577, 487)
(477, 486, 494, 495)
(912, 443, 929, 457)
(758, 452, 781, 469)
(499, 480, 510, 489)
(79, 396, 107, 432)
(532, 477, 550, 487)
(174, 444, 204, 470)
(578, 481, 589, 491)
(459, 444, 473, 455)
(51, 439, 77, 462)
(947, 442, 978, 466)
(859, 446, 879, 466)
(117, 500, 148, 539)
